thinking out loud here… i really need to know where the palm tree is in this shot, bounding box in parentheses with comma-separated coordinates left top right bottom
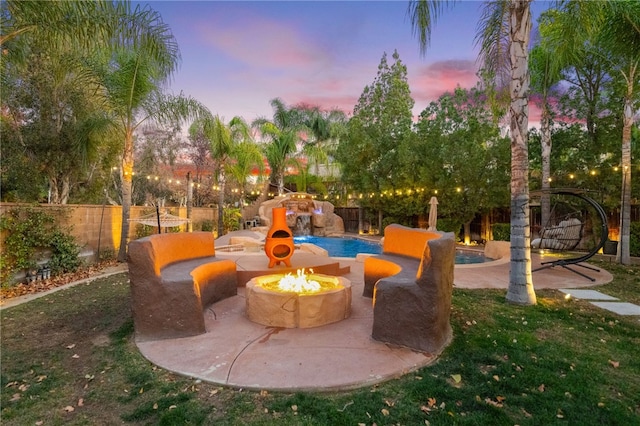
(529, 40, 562, 228)
(409, 0, 537, 305)
(1, 1, 177, 66)
(253, 98, 306, 195)
(227, 141, 265, 211)
(193, 115, 254, 234)
(542, 1, 640, 264)
(300, 106, 348, 177)
(2, 1, 209, 261)
(103, 48, 210, 262)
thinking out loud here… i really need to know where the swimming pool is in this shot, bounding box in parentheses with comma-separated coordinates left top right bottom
(294, 236, 381, 258)
(294, 236, 493, 264)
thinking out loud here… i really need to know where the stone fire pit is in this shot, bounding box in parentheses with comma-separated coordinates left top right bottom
(245, 271, 351, 328)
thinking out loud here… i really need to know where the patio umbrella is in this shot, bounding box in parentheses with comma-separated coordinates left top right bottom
(427, 196, 438, 231)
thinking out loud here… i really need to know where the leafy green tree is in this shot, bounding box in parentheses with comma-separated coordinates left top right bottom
(1, 45, 115, 204)
(412, 87, 511, 240)
(336, 50, 414, 217)
(409, 0, 536, 304)
(186, 122, 217, 207)
(542, 0, 640, 264)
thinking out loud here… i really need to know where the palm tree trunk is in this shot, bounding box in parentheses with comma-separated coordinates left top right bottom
(617, 92, 634, 265)
(277, 173, 285, 196)
(540, 103, 552, 229)
(217, 172, 225, 237)
(506, 0, 536, 305)
(117, 130, 135, 262)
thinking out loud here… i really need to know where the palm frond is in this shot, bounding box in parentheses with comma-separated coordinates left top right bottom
(475, 0, 510, 88)
(407, 0, 455, 55)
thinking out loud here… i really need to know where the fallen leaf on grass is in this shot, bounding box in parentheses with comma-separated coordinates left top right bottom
(538, 384, 545, 392)
(78, 398, 84, 407)
(63, 406, 75, 412)
(484, 397, 504, 408)
(381, 408, 390, 416)
(72, 354, 80, 359)
(66, 344, 76, 349)
(608, 360, 620, 368)
(451, 374, 461, 383)
(10, 393, 20, 402)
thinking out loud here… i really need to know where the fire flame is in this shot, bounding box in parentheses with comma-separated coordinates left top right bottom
(278, 269, 321, 293)
(255, 269, 342, 294)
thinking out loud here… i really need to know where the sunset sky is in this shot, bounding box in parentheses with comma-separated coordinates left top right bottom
(143, 1, 551, 124)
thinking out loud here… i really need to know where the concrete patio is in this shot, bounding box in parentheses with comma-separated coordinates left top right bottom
(135, 250, 615, 392)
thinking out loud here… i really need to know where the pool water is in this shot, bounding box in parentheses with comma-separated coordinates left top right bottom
(294, 236, 493, 264)
(294, 236, 381, 258)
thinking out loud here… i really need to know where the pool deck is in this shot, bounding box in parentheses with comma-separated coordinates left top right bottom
(134, 240, 613, 393)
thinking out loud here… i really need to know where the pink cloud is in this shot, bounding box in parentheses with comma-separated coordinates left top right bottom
(411, 59, 479, 103)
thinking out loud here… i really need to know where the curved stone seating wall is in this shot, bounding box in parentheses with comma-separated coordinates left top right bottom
(127, 232, 237, 341)
(363, 224, 443, 297)
(371, 230, 456, 354)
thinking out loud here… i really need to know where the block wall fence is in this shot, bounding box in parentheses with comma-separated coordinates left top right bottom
(0, 203, 218, 260)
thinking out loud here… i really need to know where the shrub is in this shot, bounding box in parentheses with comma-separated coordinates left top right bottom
(199, 220, 214, 232)
(48, 230, 82, 275)
(222, 208, 242, 234)
(492, 223, 511, 241)
(436, 219, 462, 240)
(135, 223, 156, 239)
(0, 206, 80, 286)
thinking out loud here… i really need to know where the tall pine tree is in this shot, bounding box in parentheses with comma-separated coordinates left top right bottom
(337, 50, 414, 205)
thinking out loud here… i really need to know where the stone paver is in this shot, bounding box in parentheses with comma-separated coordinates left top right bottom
(558, 289, 619, 300)
(589, 302, 640, 316)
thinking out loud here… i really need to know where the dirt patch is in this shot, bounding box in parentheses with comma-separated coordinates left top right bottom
(91, 335, 111, 347)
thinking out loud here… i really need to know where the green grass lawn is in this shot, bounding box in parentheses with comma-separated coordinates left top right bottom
(2, 261, 639, 425)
